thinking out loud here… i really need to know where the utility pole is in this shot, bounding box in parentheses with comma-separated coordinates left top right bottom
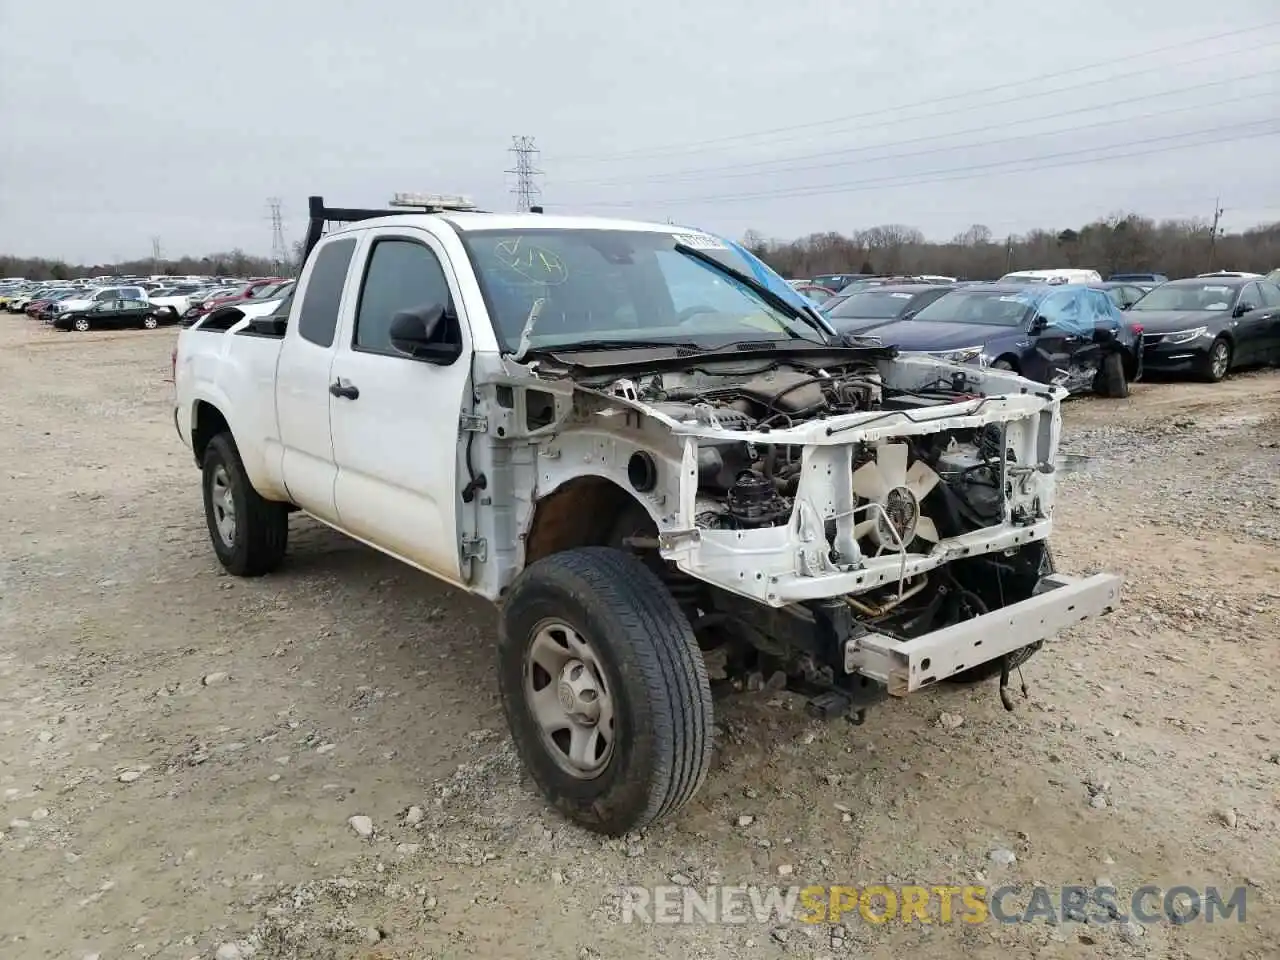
(151, 236, 163, 276)
(1005, 235, 1014, 274)
(267, 198, 289, 276)
(506, 136, 544, 212)
(1207, 197, 1224, 271)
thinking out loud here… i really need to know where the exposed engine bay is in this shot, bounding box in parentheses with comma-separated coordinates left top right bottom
(604, 358, 1034, 552)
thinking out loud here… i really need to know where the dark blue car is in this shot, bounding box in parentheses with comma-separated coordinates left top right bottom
(861, 283, 1141, 397)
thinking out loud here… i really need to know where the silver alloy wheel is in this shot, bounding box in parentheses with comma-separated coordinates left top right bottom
(210, 465, 237, 547)
(524, 619, 615, 779)
(73, 317, 90, 331)
(143, 315, 158, 329)
(1211, 341, 1229, 380)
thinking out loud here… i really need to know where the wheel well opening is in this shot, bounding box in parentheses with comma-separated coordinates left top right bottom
(192, 401, 230, 464)
(993, 354, 1020, 372)
(525, 476, 653, 564)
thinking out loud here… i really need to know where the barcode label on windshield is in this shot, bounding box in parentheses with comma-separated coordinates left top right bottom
(672, 232, 728, 250)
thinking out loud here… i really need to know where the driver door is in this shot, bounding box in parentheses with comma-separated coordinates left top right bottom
(95, 300, 126, 327)
(328, 227, 475, 585)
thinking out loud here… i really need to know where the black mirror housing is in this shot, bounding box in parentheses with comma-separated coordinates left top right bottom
(389, 305, 463, 364)
(1233, 302, 1253, 318)
(1028, 315, 1048, 334)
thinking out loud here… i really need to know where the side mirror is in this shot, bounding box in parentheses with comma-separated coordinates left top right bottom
(1233, 302, 1254, 317)
(1120, 302, 1131, 311)
(388, 304, 463, 365)
(900, 309, 918, 322)
(1029, 315, 1048, 334)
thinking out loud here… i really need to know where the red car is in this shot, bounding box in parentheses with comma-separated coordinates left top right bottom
(184, 279, 289, 320)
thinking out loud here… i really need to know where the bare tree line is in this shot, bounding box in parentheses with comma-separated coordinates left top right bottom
(5, 214, 1278, 283)
(0, 240, 305, 283)
(743, 213, 1280, 280)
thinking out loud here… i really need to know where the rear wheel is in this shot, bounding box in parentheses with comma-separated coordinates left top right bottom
(201, 432, 288, 576)
(72, 317, 90, 332)
(142, 315, 159, 330)
(498, 547, 713, 835)
(1198, 337, 1231, 383)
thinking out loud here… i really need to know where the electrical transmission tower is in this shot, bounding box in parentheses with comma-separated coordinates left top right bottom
(151, 237, 163, 275)
(267, 197, 289, 275)
(506, 136, 544, 212)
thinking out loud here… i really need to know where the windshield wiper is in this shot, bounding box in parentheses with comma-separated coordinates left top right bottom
(672, 242, 836, 342)
(518, 338, 711, 356)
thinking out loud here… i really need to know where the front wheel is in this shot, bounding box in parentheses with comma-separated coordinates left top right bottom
(1198, 337, 1231, 383)
(498, 547, 714, 835)
(1095, 351, 1129, 398)
(72, 317, 90, 332)
(142, 315, 159, 329)
(201, 432, 288, 576)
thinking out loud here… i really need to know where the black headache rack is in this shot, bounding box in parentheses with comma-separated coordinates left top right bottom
(302, 195, 503, 260)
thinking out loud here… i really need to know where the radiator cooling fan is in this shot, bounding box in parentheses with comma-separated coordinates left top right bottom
(852, 442, 941, 552)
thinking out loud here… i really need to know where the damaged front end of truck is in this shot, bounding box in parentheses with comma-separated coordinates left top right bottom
(466, 341, 1122, 723)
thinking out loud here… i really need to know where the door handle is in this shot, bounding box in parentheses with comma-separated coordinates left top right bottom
(329, 379, 360, 400)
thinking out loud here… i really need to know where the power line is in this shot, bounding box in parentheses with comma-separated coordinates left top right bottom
(550, 23, 1280, 164)
(1208, 197, 1226, 269)
(566, 121, 1280, 209)
(506, 136, 544, 212)
(552, 76, 1279, 189)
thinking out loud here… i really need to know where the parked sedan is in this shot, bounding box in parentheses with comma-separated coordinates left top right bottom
(54, 299, 168, 331)
(1091, 281, 1149, 311)
(862, 283, 1140, 397)
(1127, 276, 1280, 381)
(789, 282, 836, 305)
(823, 283, 956, 336)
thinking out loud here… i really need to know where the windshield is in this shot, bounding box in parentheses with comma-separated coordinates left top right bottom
(459, 228, 826, 352)
(911, 289, 1035, 326)
(997, 274, 1045, 285)
(1130, 283, 1238, 312)
(827, 290, 919, 320)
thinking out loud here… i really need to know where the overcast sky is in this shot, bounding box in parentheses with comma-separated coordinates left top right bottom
(1, 0, 1277, 263)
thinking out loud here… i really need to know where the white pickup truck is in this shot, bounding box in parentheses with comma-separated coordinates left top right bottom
(174, 196, 1122, 834)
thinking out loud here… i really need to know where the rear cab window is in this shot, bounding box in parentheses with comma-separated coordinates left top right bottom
(297, 238, 358, 347)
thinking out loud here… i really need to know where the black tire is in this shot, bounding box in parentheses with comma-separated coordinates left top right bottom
(1197, 337, 1231, 383)
(1096, 351, 1128, 398)
(944, 543, 1054, 684)
(498, 547, 713, 835)
(201, 432, 288, 576)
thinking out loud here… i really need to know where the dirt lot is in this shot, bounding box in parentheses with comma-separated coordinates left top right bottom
(2, 320, 1278, 960)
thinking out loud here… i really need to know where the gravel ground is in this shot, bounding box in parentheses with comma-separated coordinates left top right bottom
(1, 321, 1278, 960)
